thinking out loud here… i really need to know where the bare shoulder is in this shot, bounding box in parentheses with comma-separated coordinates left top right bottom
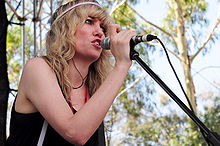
(21, 57, 56, 89)
(16, 57, 55, 113)
(23, 57, 51, 71)
(21, 57, 55, 82)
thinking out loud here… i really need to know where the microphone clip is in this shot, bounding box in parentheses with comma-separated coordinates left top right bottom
(129, 41, 139, 60)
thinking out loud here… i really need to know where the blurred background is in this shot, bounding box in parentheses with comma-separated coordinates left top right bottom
(1, 0, 220, 145)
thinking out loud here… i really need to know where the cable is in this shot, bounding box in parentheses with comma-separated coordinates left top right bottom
(118, 6, 220, 93)
(115, 6, 214, 144)
(156, 37, 211, 145)
(156, 38, 195, 113)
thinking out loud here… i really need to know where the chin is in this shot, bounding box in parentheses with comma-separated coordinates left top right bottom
(82, 51, 100, 63)
(90, 54, 101, 63)
(77, 47, 102, 63)
(90, 50, 102, 60)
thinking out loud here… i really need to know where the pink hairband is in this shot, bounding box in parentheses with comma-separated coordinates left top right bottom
(53, 2, 102, 24)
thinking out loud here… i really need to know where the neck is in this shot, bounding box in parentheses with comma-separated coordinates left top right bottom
(72, 57, 91, 76)
(68, 57, 92, 88)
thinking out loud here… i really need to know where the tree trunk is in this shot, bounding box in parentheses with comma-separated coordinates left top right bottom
(181, 59, 196, 113)
(174, 0, 198, 138)
(174, 0, 197, 113)
(0, 0, 9, 145)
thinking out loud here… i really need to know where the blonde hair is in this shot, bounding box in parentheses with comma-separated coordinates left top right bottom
(44, 0, 114, 102)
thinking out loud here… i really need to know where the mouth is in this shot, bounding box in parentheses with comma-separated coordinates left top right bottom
(91, 39, 101, 49)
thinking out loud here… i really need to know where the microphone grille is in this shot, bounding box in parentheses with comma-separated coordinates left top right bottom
(101, 37, 110, 50)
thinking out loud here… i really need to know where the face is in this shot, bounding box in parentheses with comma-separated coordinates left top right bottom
(74, 16, 106, 63)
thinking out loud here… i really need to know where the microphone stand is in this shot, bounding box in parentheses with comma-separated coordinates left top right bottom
(129, 45, 220, 145)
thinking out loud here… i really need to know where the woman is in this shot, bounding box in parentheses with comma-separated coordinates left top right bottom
(6, 0, 136, 145)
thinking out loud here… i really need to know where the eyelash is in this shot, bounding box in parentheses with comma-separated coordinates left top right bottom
(85, 19, 106, 33)
(101, 26, 106, 34)
(85, 19, 93, 24)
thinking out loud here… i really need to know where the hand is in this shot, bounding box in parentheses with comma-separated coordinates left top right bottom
(108, 24, 136, 68)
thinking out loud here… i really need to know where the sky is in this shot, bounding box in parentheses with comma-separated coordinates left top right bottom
(133, 0, 220, 113)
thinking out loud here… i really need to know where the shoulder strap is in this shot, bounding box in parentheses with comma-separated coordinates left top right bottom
(37, 120, 48, 146)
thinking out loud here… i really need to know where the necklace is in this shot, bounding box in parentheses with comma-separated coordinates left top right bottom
(69, 85, 88, 114)
(71, 59, 87, 89)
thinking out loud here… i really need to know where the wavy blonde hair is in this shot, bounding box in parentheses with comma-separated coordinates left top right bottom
(44, 0, 114, 102)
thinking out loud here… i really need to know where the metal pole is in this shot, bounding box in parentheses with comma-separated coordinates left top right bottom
(39, 20, 42, 54)
(50, 0, 53, 17)
(22, 0, 25, 67)
(33, 0, 37, 56)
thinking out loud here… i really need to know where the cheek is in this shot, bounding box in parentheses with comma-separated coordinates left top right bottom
(76, 31, 92, 43)
(74, 26, 93, 48)
(75, 32, 89, 46)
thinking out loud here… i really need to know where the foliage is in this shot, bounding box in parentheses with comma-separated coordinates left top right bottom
(7, 24, 33, 89)
(105, 0, 220, 145)
(162, 0, 219, 55)
(104, 2, 159, 145)
(118, 95, 220, 146)
(7, 25, 22, 89)
(203, 96, 220, 134)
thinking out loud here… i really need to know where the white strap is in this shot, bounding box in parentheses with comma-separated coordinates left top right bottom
(37, 120, 48, 146)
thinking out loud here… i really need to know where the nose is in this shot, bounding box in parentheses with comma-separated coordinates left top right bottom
(93, 24, 104, 38)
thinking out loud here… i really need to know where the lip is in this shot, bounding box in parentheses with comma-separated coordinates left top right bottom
(91, 39, 102, 49)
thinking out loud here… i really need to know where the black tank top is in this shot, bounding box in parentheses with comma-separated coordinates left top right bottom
(6, 99, 106, 146)
(6, 59, 106, 145)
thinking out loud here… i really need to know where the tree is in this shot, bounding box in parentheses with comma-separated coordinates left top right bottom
(120, 94, 220, 145)
(127, 0, 220, 113)
(120, 0, 220, 144)
(159, 0, 220, 137)
(161, 0, 220, 113)
(0, 0, 9, 145)
(104, 0, 220, 144)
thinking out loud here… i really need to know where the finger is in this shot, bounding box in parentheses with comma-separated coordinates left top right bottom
(122, 30, 136, 38)
(118, 30, 136, 42)
(108, 24, 121, 37)
(116, 25, 121, 33)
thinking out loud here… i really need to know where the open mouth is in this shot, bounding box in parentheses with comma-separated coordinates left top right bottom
(91, 39, 101, 49)
(94, 41, 100, 46)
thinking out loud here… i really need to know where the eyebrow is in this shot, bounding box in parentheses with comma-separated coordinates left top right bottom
(88, 16, 101, 21)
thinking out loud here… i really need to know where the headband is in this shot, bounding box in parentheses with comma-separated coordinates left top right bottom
(53, 2, 102, 24)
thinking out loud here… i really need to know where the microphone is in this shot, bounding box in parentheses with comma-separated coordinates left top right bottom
(101, 34, 157, 50)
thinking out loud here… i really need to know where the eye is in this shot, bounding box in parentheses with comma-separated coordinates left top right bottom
(100, 26, 106, 34)
(85, 19, 93, 25)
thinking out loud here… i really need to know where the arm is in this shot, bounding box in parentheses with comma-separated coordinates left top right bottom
(21, 24, 135, 145)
